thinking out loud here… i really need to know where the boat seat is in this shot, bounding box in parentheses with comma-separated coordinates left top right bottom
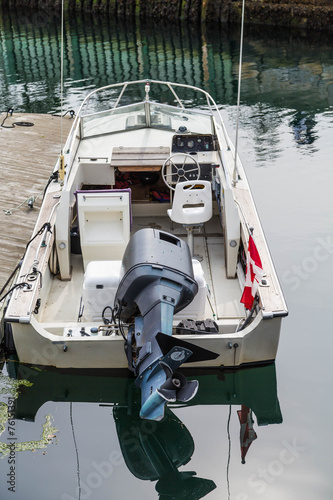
(76, 189, 131, 269)
(167, 181, 213, 255)
(82, 259, 206, 322)
(82, 260, 123, 322)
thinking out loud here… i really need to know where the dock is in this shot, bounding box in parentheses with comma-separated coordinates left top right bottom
(0, 113, 72, 292)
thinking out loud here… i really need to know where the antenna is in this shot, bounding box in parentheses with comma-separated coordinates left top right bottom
(233, 0, 246, 186)
(59, 0, 65, 183)
(70, 402, 81, 500)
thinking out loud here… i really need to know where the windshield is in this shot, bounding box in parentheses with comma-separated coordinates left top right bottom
(82, 101, 213, 138)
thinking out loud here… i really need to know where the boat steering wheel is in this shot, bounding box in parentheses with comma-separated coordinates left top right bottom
(162, 153, 201, 191)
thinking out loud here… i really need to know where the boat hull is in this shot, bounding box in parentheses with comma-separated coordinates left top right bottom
(9, 313, 281, 369)
(2, 80, 288, 415)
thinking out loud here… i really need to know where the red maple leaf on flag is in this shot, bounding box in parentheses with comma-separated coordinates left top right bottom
(240, 235, 264, 310)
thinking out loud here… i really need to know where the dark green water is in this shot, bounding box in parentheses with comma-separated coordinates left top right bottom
(0, 9, 332, 500)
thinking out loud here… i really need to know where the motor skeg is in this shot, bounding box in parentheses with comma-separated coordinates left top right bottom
(114, 228, 218, 420)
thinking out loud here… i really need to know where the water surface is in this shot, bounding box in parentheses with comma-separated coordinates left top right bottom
(0, 10, 332, 500)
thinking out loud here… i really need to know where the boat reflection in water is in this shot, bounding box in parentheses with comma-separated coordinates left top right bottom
(114, 406, 216, 500)
(7, 361, 282, 499)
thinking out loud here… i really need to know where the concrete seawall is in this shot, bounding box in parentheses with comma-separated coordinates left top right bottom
(1, 0, 333, 29)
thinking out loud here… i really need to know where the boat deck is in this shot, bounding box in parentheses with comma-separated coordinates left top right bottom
(41, 212, 244, 333)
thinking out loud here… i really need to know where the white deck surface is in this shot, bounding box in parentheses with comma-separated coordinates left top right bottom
(41, 212, 243, 325)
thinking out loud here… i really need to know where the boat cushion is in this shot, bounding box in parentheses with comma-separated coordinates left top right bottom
(76, 189, 131, 269)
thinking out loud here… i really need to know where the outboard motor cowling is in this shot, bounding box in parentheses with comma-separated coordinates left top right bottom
(114, 228, 218, 421)
(115, 228, 197, 322)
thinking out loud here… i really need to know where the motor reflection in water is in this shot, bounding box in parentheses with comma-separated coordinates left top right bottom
(4, 359, 282, 499)
(114, 406, 216, 500)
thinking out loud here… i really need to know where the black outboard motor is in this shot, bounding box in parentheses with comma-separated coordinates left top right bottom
(114, 228, 218, 421)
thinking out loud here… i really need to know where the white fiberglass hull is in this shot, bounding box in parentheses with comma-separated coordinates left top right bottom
(10, 313, 281, 369)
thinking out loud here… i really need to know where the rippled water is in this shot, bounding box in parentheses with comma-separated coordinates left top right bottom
(0, 9, 332, 500)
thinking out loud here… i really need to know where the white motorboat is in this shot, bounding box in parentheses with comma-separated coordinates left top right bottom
(3, 80, 288, 419)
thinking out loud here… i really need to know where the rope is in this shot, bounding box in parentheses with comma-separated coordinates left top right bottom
(0, 222, 52, 300)
(2, 168, 59, 215)
(51, 110, 75, 118)
(0, 283, 31, 304)
(1, 109, 34, 129)
(0, 262, 21, 299)
(2, 192, 43, 215)
(25, 222, 52, 251)
(43, 171, 59, 198)
(0, 222, 52, 302)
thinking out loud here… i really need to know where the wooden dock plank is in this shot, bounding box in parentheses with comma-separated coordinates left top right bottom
(0, 113, 73, 291)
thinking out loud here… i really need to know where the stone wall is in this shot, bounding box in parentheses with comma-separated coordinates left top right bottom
(1, 0, 333, 29)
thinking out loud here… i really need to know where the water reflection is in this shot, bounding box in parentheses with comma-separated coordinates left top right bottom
(1, 360, 282, 499)
(290, 111, 318, 147)
(114, 406, 216, 500)
(1, 10, 333, 114)
(0, 364, 57, 460)
(1, 9, 332, 165)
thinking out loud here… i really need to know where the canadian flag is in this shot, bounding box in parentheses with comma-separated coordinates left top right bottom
(237, 405, 257, 464)
(240, 235, 264, 310)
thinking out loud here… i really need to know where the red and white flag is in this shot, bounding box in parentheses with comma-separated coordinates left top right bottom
(237, 405, 257, 464)
(240, 235, 264, 310)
